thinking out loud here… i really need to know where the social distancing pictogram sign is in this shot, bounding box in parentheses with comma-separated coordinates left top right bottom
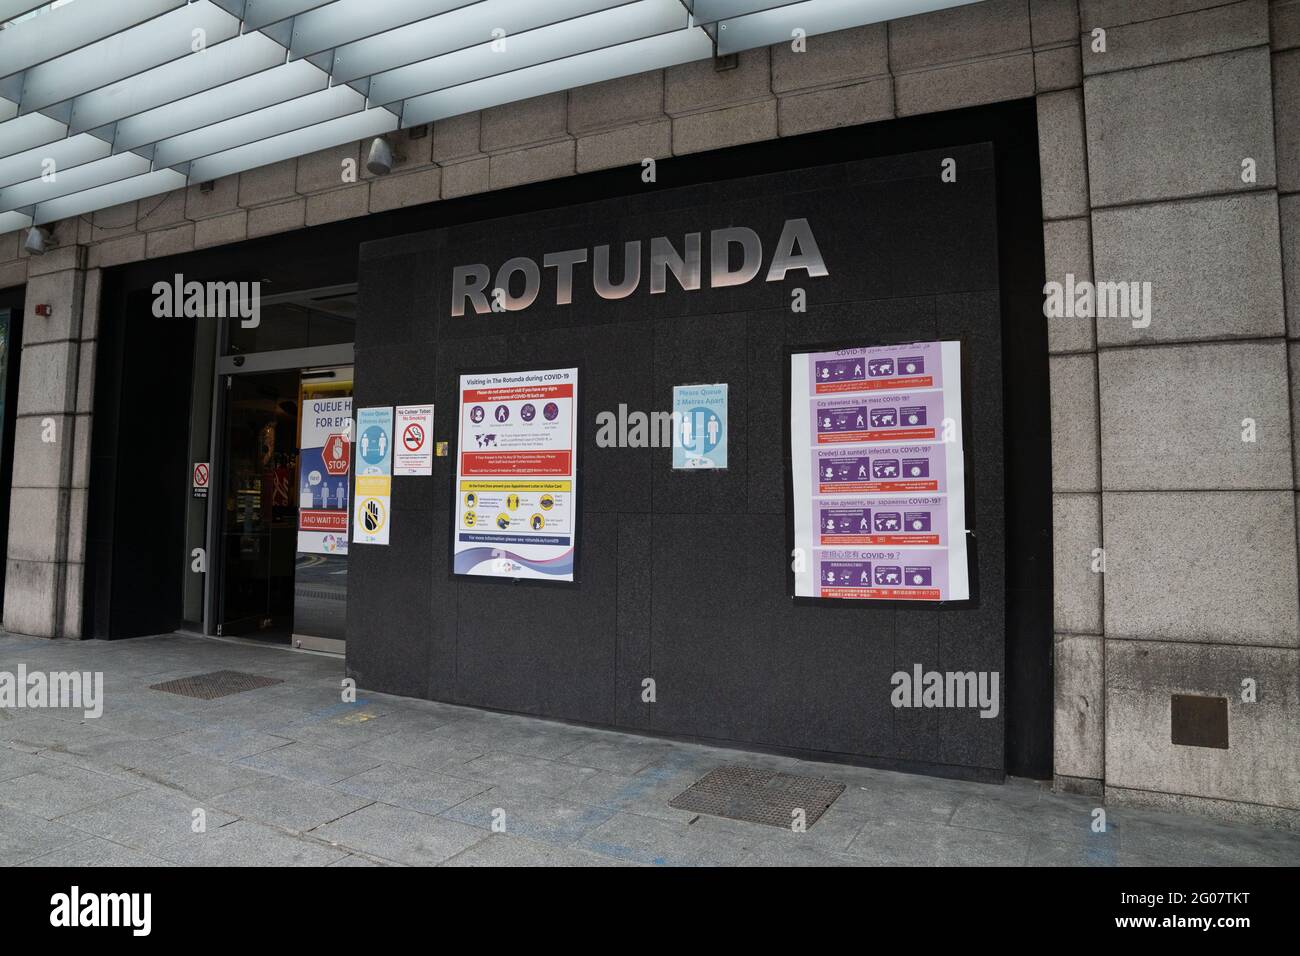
(358, 496, 387, 536)
(353, 406, 393, 545)
(394, 405, 434, 476)
(298, 398, 352, 555)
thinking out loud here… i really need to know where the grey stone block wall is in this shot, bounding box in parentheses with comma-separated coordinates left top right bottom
(1107, 640, 1300, 816)
(2, 248, 97, 639)
(1098, 341, 1293, 489)
(1091, 193, 1286, 345)
(0, 0, 1293, 824)
(1076, 0, 1300, 826)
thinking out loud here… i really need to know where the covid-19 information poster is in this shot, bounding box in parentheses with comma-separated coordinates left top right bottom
(789, 341, 970, 602)
(298, 397, 352, 554)
(353, 406, 393, 546)
(453, 367, 579, 581)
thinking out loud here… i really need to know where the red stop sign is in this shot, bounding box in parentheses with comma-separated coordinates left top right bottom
(322, 432, 350, 475)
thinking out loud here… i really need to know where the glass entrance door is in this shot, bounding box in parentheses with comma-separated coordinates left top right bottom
(205, 284, 357, 648)
(218, 369, 301, 640)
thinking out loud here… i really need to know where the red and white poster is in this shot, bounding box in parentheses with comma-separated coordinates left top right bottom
(453, 368, 578, 581)
(790, 341, 969, 602)
(297, 397, 352, 554)
(394, 405, 434, 476)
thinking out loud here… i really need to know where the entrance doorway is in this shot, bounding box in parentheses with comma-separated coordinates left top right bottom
(203, 285, 358, 651)
(215, 364, 355, 648)
(218, 369, 300, 640)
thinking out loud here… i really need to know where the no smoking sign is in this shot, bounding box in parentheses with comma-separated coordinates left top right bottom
(394, 405, 434, 476)
(192, 461, 209, 499)
(403, 422, 425, 451)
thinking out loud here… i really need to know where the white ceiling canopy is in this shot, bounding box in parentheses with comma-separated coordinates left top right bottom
(0, 0, 979, 228)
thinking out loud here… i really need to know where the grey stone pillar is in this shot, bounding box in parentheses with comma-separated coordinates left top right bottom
(1033, 1, 1107, 797)
(3, 244, 98, 639)
(1077, 0, 1300, 827)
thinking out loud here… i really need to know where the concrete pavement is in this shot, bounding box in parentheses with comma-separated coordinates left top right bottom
(1, 631, 1297, 867)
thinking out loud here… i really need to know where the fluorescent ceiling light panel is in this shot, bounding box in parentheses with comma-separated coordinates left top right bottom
(0, 132, 111, 189)
(289, 0, 481, 61)
(69, 31, 289, 135)
(692, 0, 798, 20)
(185, 106, 396, 183)
(113, 58, 329, 153)
(243, 0, 337, 30)
(373, 0, 686, 107)
(716, 0, 984, 54)
(0, 150, 151, 210)
(0, 111, 66, 160)
(0, 2, 53, 23)
(0, 0, 980, 225)
(0, 0, 186, 77)
(152, 83, 363, 167)
(33, 167, 186, 224)
(0, 209, 33, 234)
(403, 28, 713, 125)
(340, 0, 630, 88)
(16, 2, 242, 114)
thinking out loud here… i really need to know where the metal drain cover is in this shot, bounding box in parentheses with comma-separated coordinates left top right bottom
(669, 765, 846, 828)
(149, 670, 284, 700)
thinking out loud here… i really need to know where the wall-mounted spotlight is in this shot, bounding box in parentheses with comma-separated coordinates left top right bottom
(23, 225, 55, 256)
(366, 136, 403, 176)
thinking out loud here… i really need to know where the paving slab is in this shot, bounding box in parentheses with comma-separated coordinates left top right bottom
(55, 789, 239, 859)
(0, 762, 143, 819)
(0, 713, 125, 753)
(236, 740, 383, 786)
(740, 841, 871, 867)
(210, 774, 372, 833)
(689, 805, 872, 855)
(557, 736, 676, 775)
(37, 735, 189, 778)
(0, 744, 48, 782)
(845, 817, 1029, 866)
(166, 723, 294, 760)
(1110, 806, 1300, 867)
(455, 750, 603, 796)
(276, 707, 420, 750)
(163, 820, 348, 867)
(311, 802, 488, 865)
(0, 805, 87, 866)
(832, 777, 970, 825)
(576, 811, 756, 867)
(124, 752, 276, 800)
(332, 762, 491, 816)
(440, 786, 617, 846)
(327, 853, 390, 866)
(345, 729, 487, 772)
(19, 837, 176, 867)
(441, 832, 634, 867)
(947, 792, 1111, 846)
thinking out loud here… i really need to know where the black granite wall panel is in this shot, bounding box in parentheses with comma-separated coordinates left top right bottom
(350, 144, 1008, 779)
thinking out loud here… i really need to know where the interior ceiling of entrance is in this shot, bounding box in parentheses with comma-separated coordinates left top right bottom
(0, 0, 979, 234)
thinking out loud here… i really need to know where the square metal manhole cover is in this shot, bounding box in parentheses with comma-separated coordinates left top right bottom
(669, 765, 846, 828)
(149, 670, 283, 700)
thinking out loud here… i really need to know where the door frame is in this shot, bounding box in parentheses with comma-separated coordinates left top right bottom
(0, 298, 22, 613)
(203, 327, 354, 643)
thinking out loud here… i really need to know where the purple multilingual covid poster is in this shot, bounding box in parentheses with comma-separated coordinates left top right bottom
(790, 341, 969, 602)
